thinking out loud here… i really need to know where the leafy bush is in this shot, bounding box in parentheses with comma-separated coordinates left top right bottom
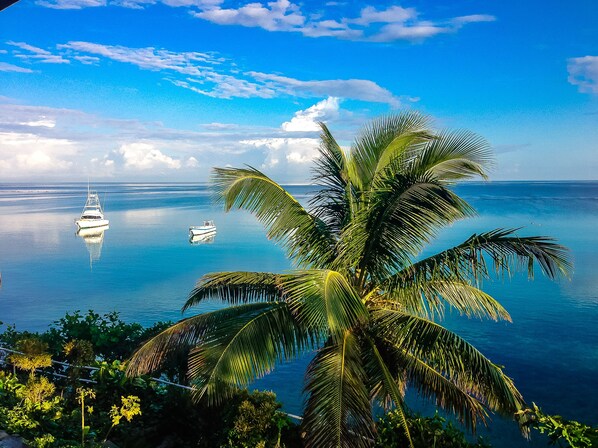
(1, 310, 171, 362)
(376, 410, 491, 448)
(220, 389, 300, 448)
(8, 338, 52, 376)
(1, 310, 301, 447)
(517, 404, 598, 448)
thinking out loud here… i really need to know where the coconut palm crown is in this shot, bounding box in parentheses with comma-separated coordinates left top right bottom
(127, 113, 570, 448)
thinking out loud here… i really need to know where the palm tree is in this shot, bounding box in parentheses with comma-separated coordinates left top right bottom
(127, 113, 570, 447)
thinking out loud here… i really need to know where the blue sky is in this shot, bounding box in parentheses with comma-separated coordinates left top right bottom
(0, 0, 597, 182)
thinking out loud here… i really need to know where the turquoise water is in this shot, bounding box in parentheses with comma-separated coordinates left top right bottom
(1, 182, 597, 446)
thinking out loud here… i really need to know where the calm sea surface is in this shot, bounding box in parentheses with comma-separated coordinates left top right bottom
(1, 182, 597, 446)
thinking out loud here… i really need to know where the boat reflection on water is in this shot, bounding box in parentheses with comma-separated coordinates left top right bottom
(76, 225, 109, 268)
(189, 230, 216, 245)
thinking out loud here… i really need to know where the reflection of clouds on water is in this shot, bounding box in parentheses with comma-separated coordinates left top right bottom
(120, 207, 169, 225)
(0, 211, 69, 250)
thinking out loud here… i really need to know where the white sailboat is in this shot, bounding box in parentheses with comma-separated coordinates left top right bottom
(75, 186, 109, 229)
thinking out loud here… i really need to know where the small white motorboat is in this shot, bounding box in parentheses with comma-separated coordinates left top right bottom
(75, 187, 109, 229)
(189, 232, 216, 244)
(189, 220, 216, 237)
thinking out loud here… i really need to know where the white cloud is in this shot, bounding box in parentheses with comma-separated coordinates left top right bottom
(7, 41, 70, 64)
(119, 142, 182, 170)
(568, 56, 598, 94)
(0, 62, 34, 73)
(20, 118, 56, 128)
(73, 55, 100, 65)
(59, 41, 216, 75)
(350, 6, 416, 26)
(242, 137, 320, 168)
(249, 72, 399, 106)
(31, 0, 495, 43)
(200, 122, 239, 130)
(371, 22, 446, 42)
(194, 0, 305, 31)
(282, 97, 339, 131)
(36, 0, 106, 9)
(186, 156, 199, 167)
(0, 98, 354, 182)
(238, 97, 345, 180)
(192, 2, 494, 42)
(0, 132, 75, 176)
(451, 15, 496, 26)
(44, 41, 399, 104)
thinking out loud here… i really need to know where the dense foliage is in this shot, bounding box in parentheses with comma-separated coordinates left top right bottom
(518, 404, 598, 448)
(375, 410, 491, 448)
(1, 310, 171, 362)
(2, 312, 595, 447)
(0, 312, 300, 447)
(127, 113, 570, 448)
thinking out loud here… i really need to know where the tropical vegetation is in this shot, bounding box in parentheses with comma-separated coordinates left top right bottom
(0, 312, 301, 447)
(126, 112, 571, 447)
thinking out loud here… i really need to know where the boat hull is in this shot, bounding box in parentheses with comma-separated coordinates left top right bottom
(189, 226, 216, 236)
(76, 219, 110, 229)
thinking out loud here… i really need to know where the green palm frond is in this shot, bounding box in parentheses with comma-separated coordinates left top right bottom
(374, 279, 511, 321)
(187, 302, 318, 405)
(391, 228, 571, 284)
(184, 271, 285, 310)
(362, 334, 413, 447)
(309, 122, 353, 235)
(212, 166, 335, 268)
(282, 270, 369, 339)
(348, 112, 432, 191)
(337, 176, 474, 283)
(410, 130, 493, 181)
(392, 346, 488, 431)
(373, 308, 524, 417)
(127, 303, 277, 377)
(303, 331, 375, 448)
(127, 113, 570, 447)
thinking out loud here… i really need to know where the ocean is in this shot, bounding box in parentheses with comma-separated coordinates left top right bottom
(0, 181, 597, 446)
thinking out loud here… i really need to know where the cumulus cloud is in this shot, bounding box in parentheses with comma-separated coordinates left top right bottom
(239, 97, 344, 181)
(119, 142, 182, 170)
(568, 56, 598, 94)
(0, 132, 75, 177)
(186, 156, 199, 167)
(282, 97, 339, 131)
(242, 137, 320, 168)
(0, 97, 354, 182)
(194, 0, 305, 31)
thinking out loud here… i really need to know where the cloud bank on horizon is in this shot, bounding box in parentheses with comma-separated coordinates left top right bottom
(0, 96, 346, 182)
(0, 0, 597, 181)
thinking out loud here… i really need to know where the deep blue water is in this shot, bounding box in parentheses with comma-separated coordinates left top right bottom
(0, 181, 597, 446)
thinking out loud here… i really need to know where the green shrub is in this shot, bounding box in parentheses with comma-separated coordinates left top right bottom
(376, 410, 491, 448)
(221, 389, 297, 448)
(517, 404, 598, 448)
